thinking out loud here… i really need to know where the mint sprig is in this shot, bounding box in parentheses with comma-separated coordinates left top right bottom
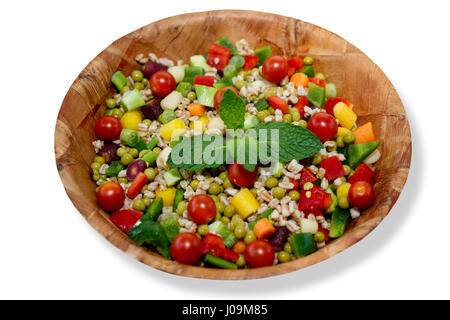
(218, 90, 246, 129)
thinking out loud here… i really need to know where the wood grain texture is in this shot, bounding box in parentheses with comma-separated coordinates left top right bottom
(54, 10, 411, 279)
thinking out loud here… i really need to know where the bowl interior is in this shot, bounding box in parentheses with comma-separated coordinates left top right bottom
(55, 10, 411, 279)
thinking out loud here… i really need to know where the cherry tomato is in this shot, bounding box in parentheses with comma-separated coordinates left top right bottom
(307, 112, 338, 142)
(150, 70, 176, 97)
(348, 181, 375, 209)
(96, 182, 125, 212)
(214, 86, 239, 110)
(170, 232, 203, 265)
(262, 56, 288, 83)
(244, 240, 275, 268)
(187, 194, 216, 224)
(227, 162, 258, 188)
(94, 116, 122, 141)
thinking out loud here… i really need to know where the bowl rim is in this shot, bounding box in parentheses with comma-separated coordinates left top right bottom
(54, 9, 412, 280)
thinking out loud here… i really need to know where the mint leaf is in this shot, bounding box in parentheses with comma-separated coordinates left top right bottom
(252, 122, 322, 163)
(219, 89, 246, 129)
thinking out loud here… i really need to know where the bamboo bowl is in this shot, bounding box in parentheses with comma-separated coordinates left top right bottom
(54, 10, 411, 279)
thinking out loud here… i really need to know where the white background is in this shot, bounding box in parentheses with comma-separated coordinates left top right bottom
(1, 0, 449, 300)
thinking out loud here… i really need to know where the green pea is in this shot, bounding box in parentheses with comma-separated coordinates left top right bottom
(176, 201, 187, 215)
(278, 251, 291, 263)
(338, 196, 349, 209)
(265, 177, 278, 189)
(304, 182, 314, 190)
(298, 120, 308, 128)
(208, 182, 222, 195)
(314, 231, 325, 242)
(215, 212, 222, 221)
(283, 242, 292, 254)
(268, 107, 275, 115)
(291, 112, 301, 122)
(112, 108, 124, 119)
(336, 135, 345, 148)
(92, 173, 100, 181)
(143, 197, 151, 207)
(120, 85, 130, 95)
(190, 180, 199, 191)
(304, 56, 314, 65)
(116, 147, 127, 157)
(144, 168, 156, 181)
(264, 87, 278, 98)
(218, 171, 227, 181)
(222, 178, 233, 189)
(272, 187, 286, 199)
(257, 111, 267, 122)
(94, 156, 105, 165)
(326, 141, 337, 152)
(140, 184, 148, 193)
(187, 91, 196, 101)
(288, 190, 300, 201)
(129, 148, 139, 158)
(198, 224, 209, 236)
(343, 165, 351, 176)
(216, 202, 225, 213)
(218, 192, 226, 199)
(224, 205, 235, 218)
(133, 199, 146, 211)
(314, 73, 326, 80)
(235, 79, 246, 90)
(118, 177, 128, 184)
(120, 153, 134, 165)
(152, 147, 162, 156)
(244, 231, 257, 245)
(210, 195, 219, 203)
(221, 216, 230, 225)
(134, 82, 144, 91)
(106, 98, 117, 109)
(234, 224, 246, 239)
(141, 78, 149, 87)
(236, 254, 246, 267)
(283, 114, 292, 123)
(139, 150, 149, 158)
(91, 162, 101, 171)
(312, 154, 322, 165)
(343, 132, 355, 144)
(131, 70, 144, 82)
(230, 214, 242, 231)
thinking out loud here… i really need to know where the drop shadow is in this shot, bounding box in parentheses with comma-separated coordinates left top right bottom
(110, 90, 423, 296)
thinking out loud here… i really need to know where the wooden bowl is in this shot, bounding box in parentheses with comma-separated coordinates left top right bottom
(54, 10, 411, 279)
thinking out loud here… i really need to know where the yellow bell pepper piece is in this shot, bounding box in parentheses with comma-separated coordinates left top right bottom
(337, 127, 351, 137)
(230, 188, 260, 219)
(120, 110, 143, 130)
(333, 102, 357, 129)
(160, 119, 186, 141)
(155, 188, 177, 206)
(189, 115, 209, 132)
(336, 182, 352, 199)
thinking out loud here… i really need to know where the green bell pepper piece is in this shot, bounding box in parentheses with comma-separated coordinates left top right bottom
(204, 254, 237, 269)
(128, 220, 171, 258)
(329, 207, 351, 238)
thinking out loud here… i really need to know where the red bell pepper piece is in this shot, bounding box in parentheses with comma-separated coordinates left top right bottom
(287, 56, 304, 71)
(318, 225, 330, 242)
(320, 156, 346, 181)
(289, 178, 299, 190)
(294, 96, 308, 119)
(202, 233, 239, 262)
(324, 97, 353, 115)
(243, 55, 259, 71)
(298, 185, 332, 212)
(267, 96, 289, 114)
(348, 163, 374, 184)
(193, 75, 215, 87)
(299, 168, 317, 188)
(305, 208, 323, 218)
(207, 43, 231, 72)
(287, 66, 296, 77)
(110, 209, 143, 233)
(127, 172, 148, 200)
(309, 78, 326, 88)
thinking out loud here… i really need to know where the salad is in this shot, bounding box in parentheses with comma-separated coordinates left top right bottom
(90, 37, 381, 269)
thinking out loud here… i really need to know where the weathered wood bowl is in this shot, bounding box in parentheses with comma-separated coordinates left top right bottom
(54, 10, 411, 279)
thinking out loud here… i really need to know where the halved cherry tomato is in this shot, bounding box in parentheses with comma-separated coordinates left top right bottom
(94, 116, 122, 141)
(150, 70, 176, 97)
(96, 182, 125, 212)
(227, 162, 258, 188)
(262, 56, 288, 83)
(267, 96, 289, 114)
(243, 55, 259, 71)
(244, 240, 275, 268)
(214, 86, 239, 110)
(307, 112, 338, 142)
(170, 232, 203, 265)
(187, 194, 216, 224)
(348, 181, 375, 209)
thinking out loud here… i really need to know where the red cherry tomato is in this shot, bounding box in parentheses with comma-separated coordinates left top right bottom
(262, 56, 288, 83)
(227, 162, 258, 188)
(244, 240, 275, 268)
(170, 232, 203, 265)
(96, 182, 125, 212)
(187, 194, 216, 224)
(348, 181, 375, 209)
(307, 112, 338, 142)
(214, 86, 239, 110)
(94, 116, 122, 141)
(150, 70, 176, 97)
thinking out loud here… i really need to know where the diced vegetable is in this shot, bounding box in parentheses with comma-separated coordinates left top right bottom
(143, 60, 167, 79)
(215, 37, 238, 55)
(120, 89, 146, 112)
(204, 254, 237, 269)
(193, 75, 215, 87)
(253, 218, 276, 239)
(299, 168, 317, 188)
(307, 82, 325, 107)
(190, 55, 209, 70)
(126, 160, 147, 180)
(175, 82, 193, 97)
(230, 188, 260, 219)
(298, 65, 314, 78)
(143, 198, 163, 222)
(244, 114, 259, 130)
(337, 126, 352, 137)
(244, 55, 259, 71)
(160, 213, 180, 242)
(163, 168, 182, 187)
(188, 103, 206, 116)
(189, 115, 209, 132)
(229, 55, 245, 69)
(110, 209, 143, 233)
(208, 221, 237, 248)
(271, 162, 283, 178)
(309, 77, 326, 88)
(254, 46, 271, 65)
(127, 172, 148, 199)
(111, 71, 127, 91)
(298, 185, 332, 211)
(223, 63, 237, 79)
(347, 141, 381, 168)
(160, 91, 183, 110)
(155, 187, 177, 207)
(287, 56, 304, 71)
(194, 84, 217, 108)
(329, 207, 350, 238)
(213, 78, 234, 89)
(290, 72, 309, 88)
(158, 109, 176, 124)
(120, 129, 140, 147)
(141, 97, 163, 120)
(268, 226, 290, 251)
(333, 102, 357, 129)
(160, 119, 186, 141)
(299, 218, 319, 234)
(290, 233, 316, 256)
(105, 161, 125, 177)
(325, 188, 338, 214)
(325, 83, 337, 98)
(206, 43, 231, 72)
(97, 143, 119, 164)
(336, 182, 352, 199)
(184, 66, 205, 84)
(120, 110, 143, 130)
(172, 188, 185, 212)
(353, 122, 376, 144)
(324, 97, 353, 115)
(320, 156, 346, 181)
(254, 98, 269, 111)
(128, 220, 170, 258)
(349, 163, 374, 184)
(141, 150, 157, 164)
(202, 233, 239, 262)
(167, 65, 185, 83)
(267, 96, 289, 114)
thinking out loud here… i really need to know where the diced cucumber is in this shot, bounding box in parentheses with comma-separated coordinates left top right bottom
(329, 207, 350, 238)
(229, 55, 245, 69)
(167, 65, 185, 83)
(307, 82, 325, 107)
(208, 221, 237, 248)
(254, 98, 269, 111)
(299, 218, 318, 234)
(244, 115, 259, 130)
(290, 233, 316, 257)
(254, 46, 272, 65)
(161, 91, 182, 110)
(347, 141, 381, 168)
(325, 83, 337, 98)
(223, 63, 237, 79)
(298, 65, 314, 78)
(194, 84, 217, 108)
(111, 71, 127, 91)
(190, 55, 209, 70)
(184, 66, 205, 84)
(204, 254, 237, 269)
(120, 89, 146, 111)
(158, 109, 176, 124)
(163, 168, 182, 187)
(175, 82, 193, 97)
(271, 162, 283, 178)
